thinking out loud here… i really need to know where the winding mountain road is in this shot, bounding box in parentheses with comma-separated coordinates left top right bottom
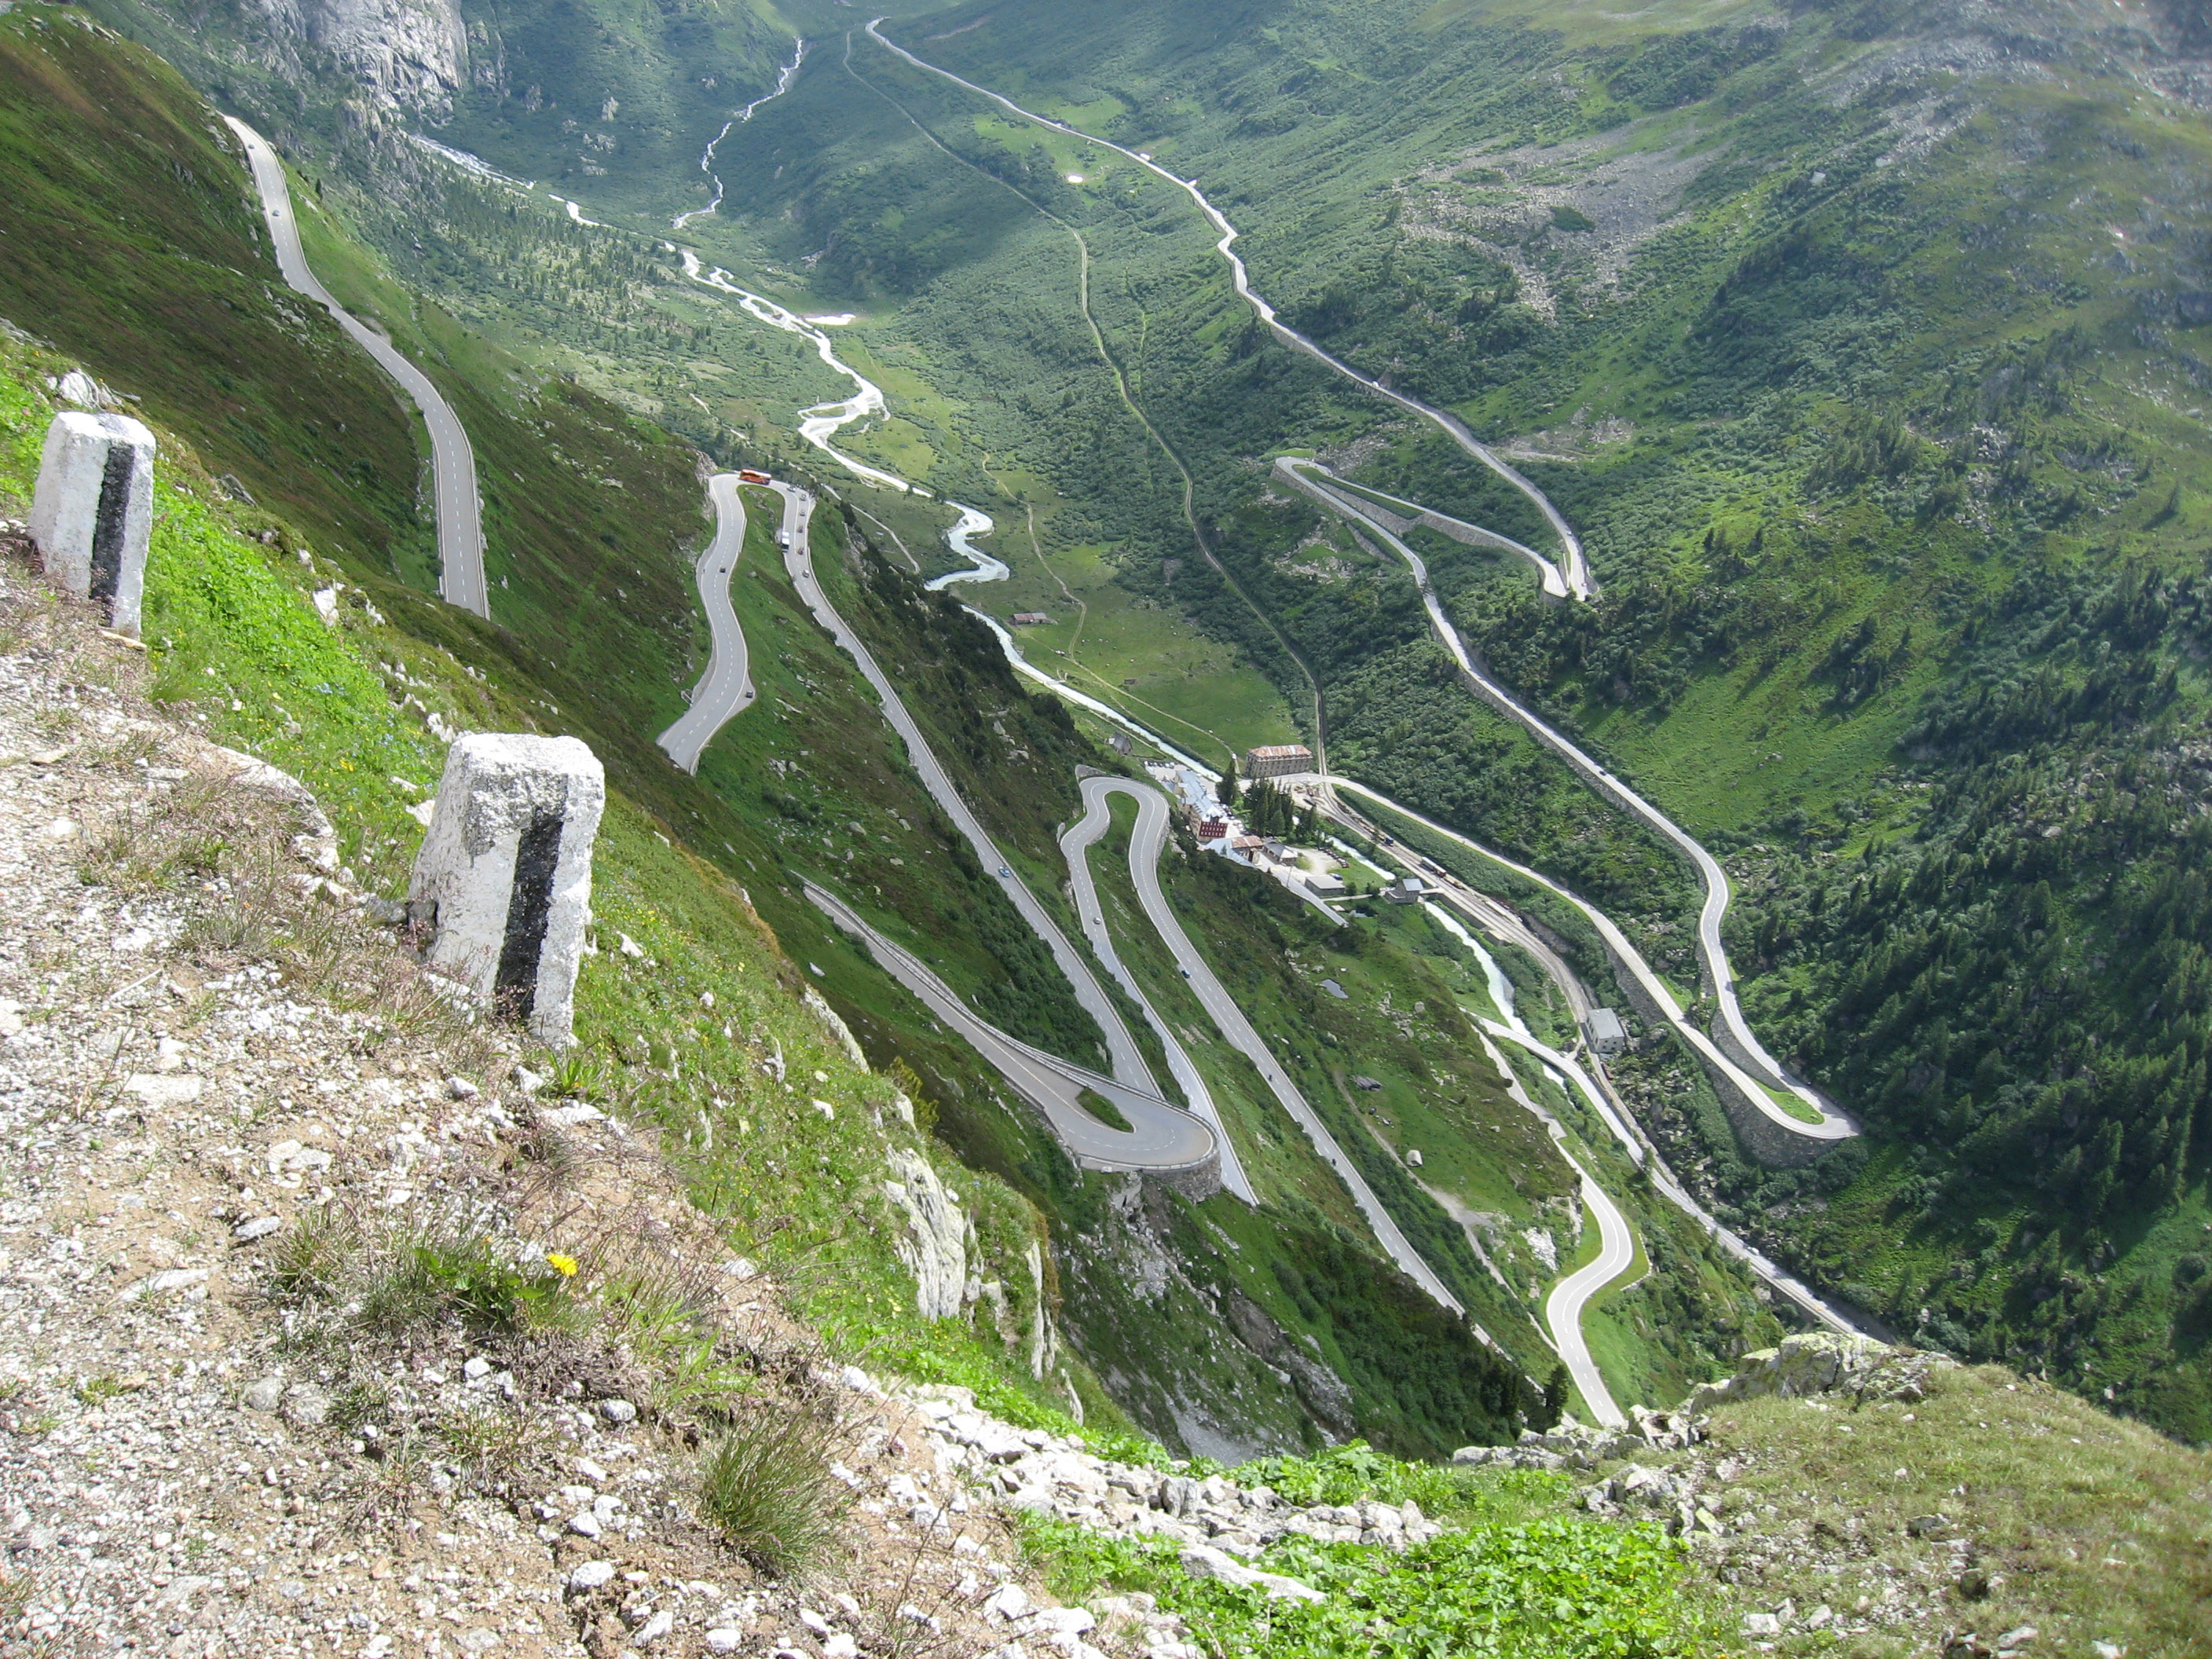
(1060, 778, 1256, 1203)
(862, 20, 1591, 599)
(983, 629, 1872, 1344)
(1065, 778, 1466, 1313)
(671, 37, 1866, 1376)
(771, 482, 1162, 1095)
(1276, 458, 1855, 1144)
(1470, 1031, 1632, 1427)
(807, 883, 1216, 1177)
(857, 24, 1845, 1147)
(225, 117, 489, 620)
(1320, 774, 1851, 1143)
(1288, 461, 1569, 602)
(657, 474, 759, 771)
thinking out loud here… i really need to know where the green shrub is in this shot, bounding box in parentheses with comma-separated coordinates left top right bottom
(380, 1234, 578, 1335)
(1228, 1441, 1574, 1525)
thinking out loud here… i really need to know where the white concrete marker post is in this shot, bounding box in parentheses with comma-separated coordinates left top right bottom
(408, 734, 606, 1046)
(29, 412, 157, 637)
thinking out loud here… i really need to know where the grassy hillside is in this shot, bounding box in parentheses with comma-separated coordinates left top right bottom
(693, 0, 2212, 1438)
(160, 0, 2212, 1434)
(0, 2, 1606, 1460)
(10, 16, 2211, 1646)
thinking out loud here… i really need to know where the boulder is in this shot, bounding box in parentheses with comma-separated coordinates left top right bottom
(1177, 1544, 1325, 1604)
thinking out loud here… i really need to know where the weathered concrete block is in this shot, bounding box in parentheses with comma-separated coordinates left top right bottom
(408, 734, 604, 1044)
(29, 412, 156, 637)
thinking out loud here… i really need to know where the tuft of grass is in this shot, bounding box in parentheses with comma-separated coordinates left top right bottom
(364, 1229, 580, 1338)
(698, 1404, 848, 1578)
(438, 1404, 539, 1489)
(262, 1203, 351, 1302)
(266, 1202, 579, 1339)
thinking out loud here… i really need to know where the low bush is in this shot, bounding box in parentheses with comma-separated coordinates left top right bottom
(698, 1405, 848, 1577)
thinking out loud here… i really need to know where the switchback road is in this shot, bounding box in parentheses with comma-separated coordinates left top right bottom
(863, 20, 1592, 599)
(808, 883, 1217, 1179)
(226, 118, 489, 620)
(1062, 779, 1256, 1204)
(657, 474, 758, 772)
(771, 482, 1162, 1096)
(1470, 1030, 1631, 1427)
(1277, 459, 1855, 1145)
(1064, 776, 1467, 1313)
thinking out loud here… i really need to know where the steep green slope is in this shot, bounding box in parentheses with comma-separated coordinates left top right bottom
(0, 2, 1570, 1459)
(156, 0, 1851, 1422)
(0, 9, 430, 580)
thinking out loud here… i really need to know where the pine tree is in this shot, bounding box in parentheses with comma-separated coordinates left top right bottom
(1218, 753, 1240, 809)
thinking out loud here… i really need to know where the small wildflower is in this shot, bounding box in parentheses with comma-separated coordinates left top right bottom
(546, 1252, 580, 1278)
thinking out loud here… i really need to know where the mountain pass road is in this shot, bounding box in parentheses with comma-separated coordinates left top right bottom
(1470, 1032, 1632, 1426)
(225, 118, 489, 620)
(1061, 778, 1256, 1203)
(1071, 778, 1467, 1314)
(771, 482, 1160, 1095)
(658, 474, 759, 771)
(807, 883, 1217, 1178)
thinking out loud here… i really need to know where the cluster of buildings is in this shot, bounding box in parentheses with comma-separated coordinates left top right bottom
(1139, 750, 1635, 1060)
(1145, 749, 1350, 919)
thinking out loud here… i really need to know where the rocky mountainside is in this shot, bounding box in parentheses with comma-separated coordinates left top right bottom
(258, 0, 467, 115)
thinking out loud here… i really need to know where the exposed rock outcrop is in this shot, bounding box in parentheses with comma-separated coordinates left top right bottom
(899, 1384, 1446, 1564)
(1686, 1331, 1955, 1413)
(252, 0, 468, 115)
(1450, 1333, 1955, 1482)
(884, 1148, 972, 1320)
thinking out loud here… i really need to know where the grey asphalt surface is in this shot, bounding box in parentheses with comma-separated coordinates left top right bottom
(657, 474, 759, 771)
(1467, 1028, 1630, 1426)
(807, 884, 1217, 1175)
(974, 603, 1877, 1338)
(771, 482, 1161, 1096)
(226, 118, 489, 620)
(1285, 457, 1568, 600)
(1321, 777, 1853, 1143)
(1060, 778, 1256, 1203)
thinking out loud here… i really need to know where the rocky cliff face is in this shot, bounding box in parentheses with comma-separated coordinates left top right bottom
(251, 0, 467, 115)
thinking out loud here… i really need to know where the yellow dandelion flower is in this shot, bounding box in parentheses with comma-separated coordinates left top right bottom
(546, 1252, 580, 1278)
